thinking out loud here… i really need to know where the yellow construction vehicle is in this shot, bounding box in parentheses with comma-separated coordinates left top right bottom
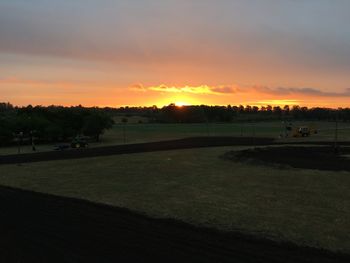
(292, 125, 318, 137)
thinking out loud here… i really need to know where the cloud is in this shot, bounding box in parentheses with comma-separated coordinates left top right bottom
(253, 86, 350, 97)
(129, 83, 147, 92)
(0, 77, 45, 86)
(129, 84, 239, 95)
(0, 77, 102, 95)
(210, 86, 239, 94)
(130, 83, 350, 98)
(148, 85, 215, 94)
(2, 0, 350, 76)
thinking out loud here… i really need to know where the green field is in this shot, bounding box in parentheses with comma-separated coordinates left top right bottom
(1, 121, 349, 155)
(1, 146, 349, 253)
(104, 121, 350, 144)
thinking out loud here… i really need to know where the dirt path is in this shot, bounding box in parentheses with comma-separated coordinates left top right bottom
(1, 136, 350, 165)
(1, 186, 349, 263)
(0, 137, 274, 165)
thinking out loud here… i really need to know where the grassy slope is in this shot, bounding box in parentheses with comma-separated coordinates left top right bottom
(0, 146, 349, 252)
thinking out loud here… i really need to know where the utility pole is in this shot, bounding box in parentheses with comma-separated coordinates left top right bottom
(122, 117, 128, 144)
(252, 121, 256, 137)
(334, 110, 339, 153)
(206, 120, 210, 137)
(252, 121, 256, 148)
(30, 130, 36, 151)
(15, 132, 23, 166)
(201, 106, 210, 137)
(123, 123, 126, 144)
(16, 132, 23, 154)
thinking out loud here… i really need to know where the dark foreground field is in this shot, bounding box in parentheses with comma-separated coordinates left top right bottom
(1, 186, 349, 263)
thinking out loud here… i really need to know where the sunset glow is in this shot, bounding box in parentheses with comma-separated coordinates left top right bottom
(1, 1, 350, 108)
(174, 102, 189, 107)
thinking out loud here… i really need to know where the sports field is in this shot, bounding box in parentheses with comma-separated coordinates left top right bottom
(1, 146, 349, 253)
(1, 121, 350, 261)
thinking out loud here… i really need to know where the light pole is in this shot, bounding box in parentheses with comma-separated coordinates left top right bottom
(30, 130, 36, 151)
(201, 106, 210, 137)
(14, 131, 23, 166)
(251, 121, 256, 148)
(334, 110, 339, 153)
(16, 131, 24, 154)
(122, 117, 128, 144)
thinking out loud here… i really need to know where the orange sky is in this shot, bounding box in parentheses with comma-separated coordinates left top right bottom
(1, 1, 350, 108)
(2, 77, 349, 108)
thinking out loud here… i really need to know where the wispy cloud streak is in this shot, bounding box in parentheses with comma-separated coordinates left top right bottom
(253, 86, 350, 97)
(131, 84, 350, 98)
(130, 84, 239, 95)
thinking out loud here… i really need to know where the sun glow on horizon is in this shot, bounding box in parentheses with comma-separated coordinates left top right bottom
(174, 101, 190, 107)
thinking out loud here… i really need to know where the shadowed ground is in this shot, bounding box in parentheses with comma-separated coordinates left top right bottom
(0, 137, 349, 262)
(1, 186, 349, 263)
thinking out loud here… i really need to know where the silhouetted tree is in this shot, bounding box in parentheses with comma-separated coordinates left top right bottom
(82, 113, 114, 141)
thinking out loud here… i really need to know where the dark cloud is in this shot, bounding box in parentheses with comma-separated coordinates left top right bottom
(210, 86, 239, 94)
(1, 0, 350, 72)
(254, 86, 350, 97)
(129, 83, 147, 92)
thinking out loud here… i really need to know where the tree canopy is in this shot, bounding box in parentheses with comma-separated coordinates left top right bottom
(0, 102, 349, 146)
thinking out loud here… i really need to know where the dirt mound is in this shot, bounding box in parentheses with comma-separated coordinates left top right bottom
(224, 146, 350, 171)
(0, 186, 349, 263)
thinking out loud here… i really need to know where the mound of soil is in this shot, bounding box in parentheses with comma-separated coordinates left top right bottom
(224, 146, 350, 171)
(1, 186, 349, 263)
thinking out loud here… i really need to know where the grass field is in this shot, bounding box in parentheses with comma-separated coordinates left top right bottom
(1, 146, 349, 253)
(103, 121, 350, 145)
(2, 121, 349, 155)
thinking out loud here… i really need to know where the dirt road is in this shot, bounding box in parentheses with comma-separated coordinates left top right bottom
(2, 136, 349, 165)
(0, 137, 274, 165)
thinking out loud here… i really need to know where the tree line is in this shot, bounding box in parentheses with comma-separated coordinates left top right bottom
(112, 103, 350, 123)
(0, 103, 114, 146)
(1, 102, 349, 146)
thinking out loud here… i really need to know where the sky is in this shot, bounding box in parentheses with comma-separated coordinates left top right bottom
(1, 0, 350, 108)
